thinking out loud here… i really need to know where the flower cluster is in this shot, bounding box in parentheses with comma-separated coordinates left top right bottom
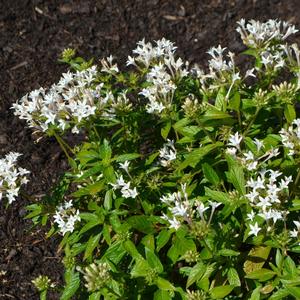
(236, 19, 298, 49)
(53, 200, 81, 235)
(81, 262, 111, 292)
(0, 152, 29, 204)
(12, 67, 99, 134)
(159, 139, 177, 167)
(160, 184, 220, 230)
(110, 175, 138, 199)
(280, 118, 300, 155)
(128, 38, 188, 115)
(226, 132, 279, 171)
(245, 169, 292, 236)
(127, 38, 178, 68)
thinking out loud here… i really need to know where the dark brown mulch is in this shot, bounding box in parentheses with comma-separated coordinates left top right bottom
(1, 0, 300, 298)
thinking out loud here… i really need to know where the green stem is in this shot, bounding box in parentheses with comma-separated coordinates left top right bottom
(40, 290, 47, 300)
(53, 132, 72, 160)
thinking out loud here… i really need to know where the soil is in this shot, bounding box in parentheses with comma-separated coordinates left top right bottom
(1, 0, 300, 299)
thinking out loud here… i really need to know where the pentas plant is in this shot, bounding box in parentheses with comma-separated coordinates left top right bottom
(9, 19, 300, 299)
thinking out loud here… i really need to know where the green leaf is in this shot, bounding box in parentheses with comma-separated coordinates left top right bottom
(75, 165, 103, 181)
(285, 286, 300, 298)
(102, 223, 111, 245)
(72, 181, 105, 197)
(284, 104, 296, 124)
(127, 215, 155, 234)
(146, 248, 164, 274)
(226, 165, 245, 195)
(161, 121, 172, 140)
(284, 256, 297, 277)
(173, 118, 191, 131)
(155, 277, 175, 291)
(123, 240, 142, 260)
(245, 268, 276, 282)
(153, 289, 172, 300)
(84, 233, 101, 260)
(60, 270, 80, 300)
(218, 249, 240, 257)
(102, 241, 126, 264)
(99, 139, 112, 163)
(210, 285, 234, 299)
(229, 92, 240, 111)
(156, 230, 172, 252)
(89, 292, 101, 300)
(141, 234, 155, 252)
(202, 163, 220, 185)
(186, 262, 206, 288)
(115, 153, 141, 162)
(227, 268, 241, 287)
(244, 246, 271, 274)
(249, 286, 261, 300)
(205, 188, 231, 204)
(178, 142, 223, 170)
(131, 259, 151, 277)
(167, 235, 196, 264)
(215, 87, 226, 111)
(269, 288, 290, 300)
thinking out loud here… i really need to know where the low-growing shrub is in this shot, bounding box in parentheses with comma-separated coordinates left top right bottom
(3, 19, 300, 299)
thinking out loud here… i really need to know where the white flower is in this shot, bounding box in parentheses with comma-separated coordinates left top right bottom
(0, 152, 30, 204)
(170, 201, 188, 217)
(196, 202, 209, 220)
(162, 214, 181, 230)
(226, 147, 237, 156)
(253, 138, 264, 152)
(249, 222, 261, 237)
(119, 161, 130, 173)
(54, 200, 81, 235)
(228, 132, 243, 149)
(247, 211, 256, 221)
(159, 140, 177, 167)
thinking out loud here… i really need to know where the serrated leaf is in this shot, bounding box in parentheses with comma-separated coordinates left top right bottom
(84, 232, 101, 260)
(60, 270, 80, 300)
(202, 163, 220, 185)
